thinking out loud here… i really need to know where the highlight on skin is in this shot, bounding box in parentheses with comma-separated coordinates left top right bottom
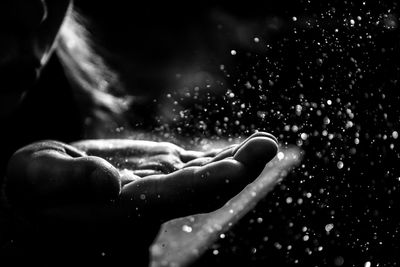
(56, 7, 132, 137)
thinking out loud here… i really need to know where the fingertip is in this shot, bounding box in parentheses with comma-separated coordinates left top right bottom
(233, 136, 278, 167)
(250, 132, 278, 144)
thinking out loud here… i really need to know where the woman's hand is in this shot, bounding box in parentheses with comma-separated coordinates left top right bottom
(3, 132, 278, 262)
(5, 132, 278, 222)
(71, 132, 278, 222)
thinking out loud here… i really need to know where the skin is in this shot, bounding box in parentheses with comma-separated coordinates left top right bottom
(5, 134, 278, 264)
(0, 0, 279, 263)
(6, 133, 278, 223)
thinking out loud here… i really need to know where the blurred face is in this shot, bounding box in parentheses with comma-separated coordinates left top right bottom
(0, 0, 72, 118)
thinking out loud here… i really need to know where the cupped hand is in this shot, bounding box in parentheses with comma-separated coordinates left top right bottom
(6, 132, 278, 222)
(71, 132, 278, 222)
(4, 132, 278, 262)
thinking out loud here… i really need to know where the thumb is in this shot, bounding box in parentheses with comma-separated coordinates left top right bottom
(5, 141, 121, 207)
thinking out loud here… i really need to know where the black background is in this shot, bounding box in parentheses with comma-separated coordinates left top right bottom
(75, 1, 400, 266)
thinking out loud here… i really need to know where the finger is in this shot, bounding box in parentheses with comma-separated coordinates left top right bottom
(183, 157, 213, 167)
(118, 169, 140, 186)
(255, 131, 278, 143)
(179, 144, 235, 163)
(207, 144, 238, 162)
(26, 140, 87, 157)
(131, 169, 163, 177)
(202, 145, 235, 157)
(120, 136, 278, 222)
(233, 132, 278, 154)
(179, 149, 207, 162)
(203, 132, 278, 164)
(71, 139, 180, 158)
(5, 142, 121, 207)
(63, 142, 87, 157)
(134, 162, 177, 174)
(120, 155, 184, 173)
(233, 136, 279, 175)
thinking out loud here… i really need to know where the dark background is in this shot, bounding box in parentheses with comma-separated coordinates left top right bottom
(76, 1, 400, 266)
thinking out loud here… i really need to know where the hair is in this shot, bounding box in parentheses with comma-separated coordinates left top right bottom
(56, 6, 132, 138)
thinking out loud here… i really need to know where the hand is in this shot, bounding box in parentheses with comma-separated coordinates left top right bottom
(4, 132, 278, 262)
(71, 132, 278, 221)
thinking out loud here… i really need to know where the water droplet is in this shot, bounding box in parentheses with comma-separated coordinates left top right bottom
(334, 256, 344, 266)
(337, 161, 344, 169)
(182, 225, 192, 233)
(325, 223, 334, 233)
